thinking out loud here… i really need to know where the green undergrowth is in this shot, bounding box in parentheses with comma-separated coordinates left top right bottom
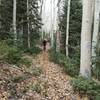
(31, 67, 42, 76)
(31, 82, 41, 93)
(49, 49, 79, 77)
(72, 76, 100, 100)
(49, 49, 100, 99)
(92, 47, 100, 81)
(0, 41, 41, 67)
(23, 46, 42, 56)
(11, 67, 42, 83)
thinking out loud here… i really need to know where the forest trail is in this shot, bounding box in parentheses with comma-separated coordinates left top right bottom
(0, 50, 88, 100)
(34, 51, 76, 100)
(25, 51, 87, 100)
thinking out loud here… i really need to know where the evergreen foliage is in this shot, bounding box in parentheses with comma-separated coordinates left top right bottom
(59, 0, 82, 59)
(72, 76, 100, 99)
(0, 0, 42, 48)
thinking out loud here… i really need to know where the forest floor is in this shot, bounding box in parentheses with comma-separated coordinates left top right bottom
(0, 50, 88, 100)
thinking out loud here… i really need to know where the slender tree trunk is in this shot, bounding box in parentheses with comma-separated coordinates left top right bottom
(40, 0, 44, 16)
(97, 31, 100, 53)
(13, 0, 17, 45)
(0, 0, 1, 28)
(92, 0, 100, 58)
(40, 0, 44, 40)
(41, 0, 46, 40)
(92, 0, 95, 23)
(80, 0, 93, 78)
(56, 0, 61, 52)
(21, 16, 24, 46)
(51, 0, 54, 48)
(27, 0, 31, 48)
(66, 0, 71, 57)
(56, 31, 60, 52)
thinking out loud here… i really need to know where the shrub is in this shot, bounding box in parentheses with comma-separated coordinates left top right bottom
(31, 67, 42, 76)
(0, 41, 10, 61)
(0, 41, 32, 67)
(49, 49, 68, 65)
(64, 62, 79, 77)
(5, 47, 23, 65)
(24, 47, 41, 55)
(31, 83, 41, 93)
(0, 41, 23, 64)
(11, 75, 26, 83)
(18, 58, 32, 67)
(72, 76, 100, 99)
(92, 47, 100, 81)
(49, 49, 79, 77)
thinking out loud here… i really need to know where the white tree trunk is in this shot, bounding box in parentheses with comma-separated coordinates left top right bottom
(66, 0, 71, 57)
(27, 0, 31, 48)
(92, 0, 100, 58)
(51, 31, 54, 48)
(97, 32, 100, 52)
(13, 0, 17, 45)
(56, 0, 61, 52)
(51, 0, 54, 48)
(40, 0, 44, 40)
(80, 0, 93, 78)
(56, 31, 60, 52)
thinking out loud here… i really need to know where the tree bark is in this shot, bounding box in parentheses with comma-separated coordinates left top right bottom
(0, 0, 1, 29)
(51, 0, 54, 48)
(13, 0, 17, 45)
(27, 0, 31, 48)
(0, 0, 1, 28)
(66, 0, 71, 57)
(56, 31, 60, 52)
(56, 0, 61, 52)
(40, 0, 44, 40)
(92, 0, 100, 59)
(80, 0, 93, 78)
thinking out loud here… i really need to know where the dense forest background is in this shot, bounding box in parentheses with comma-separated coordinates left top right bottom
(0, 0, 100, 99)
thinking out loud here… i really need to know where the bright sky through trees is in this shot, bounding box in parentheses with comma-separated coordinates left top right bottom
(42, 0, 58, 33)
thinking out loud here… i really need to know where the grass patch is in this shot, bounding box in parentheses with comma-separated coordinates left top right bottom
(31, 82, 41, 93)
(28, 67, 42, 77)
(11, 75, 26, 83)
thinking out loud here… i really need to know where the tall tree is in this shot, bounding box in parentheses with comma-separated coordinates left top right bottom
(51, 0, 54, 48)
(59, 0, 82, 57)
(0, 0, 13, 40)
(13, 0, 17, 45)
(56, 0, 61, 52)
(0, 0, 41, 47)
(27, 0, 30, 48)
(92, 0, 100, 59)
(66, 0, 71, 56)
(0, 0, 1, 28)
(80, 0, 93, 78)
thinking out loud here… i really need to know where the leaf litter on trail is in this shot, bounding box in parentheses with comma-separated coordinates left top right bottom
(0, 52, 88, 100)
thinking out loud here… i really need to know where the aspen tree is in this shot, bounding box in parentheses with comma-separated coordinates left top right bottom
(80, 0, 93, 78)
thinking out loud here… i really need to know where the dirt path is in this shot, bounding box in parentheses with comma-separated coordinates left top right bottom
(0, 50, 88, 100)
(31, 51, 82, 100)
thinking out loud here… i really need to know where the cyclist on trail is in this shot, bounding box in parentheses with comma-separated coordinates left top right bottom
(42, 39, 47, 51)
